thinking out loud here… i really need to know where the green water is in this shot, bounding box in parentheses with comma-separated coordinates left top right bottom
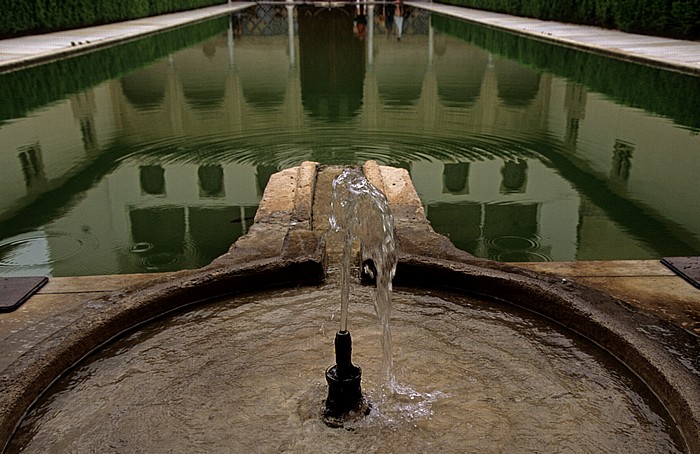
(1, 5, 699, 276)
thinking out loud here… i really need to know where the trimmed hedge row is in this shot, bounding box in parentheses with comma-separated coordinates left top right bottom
(0, 16, 229, 123)
(438, 0, 700, 39)
(431, 14, 700, 131)
(1, 0, 223, 37)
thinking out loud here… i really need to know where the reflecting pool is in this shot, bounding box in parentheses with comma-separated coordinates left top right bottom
(1, 5, 699, 276)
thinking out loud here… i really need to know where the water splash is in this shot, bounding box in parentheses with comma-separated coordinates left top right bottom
(330, 168, 397, 387)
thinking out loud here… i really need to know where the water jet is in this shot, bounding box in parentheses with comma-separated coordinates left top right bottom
(323, 167, 398, 426)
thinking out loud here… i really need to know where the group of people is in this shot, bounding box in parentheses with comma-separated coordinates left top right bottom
(353, 0, 406, 41)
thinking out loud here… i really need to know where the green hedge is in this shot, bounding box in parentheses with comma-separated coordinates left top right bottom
(431, 14, 700, 131)
(1, 0, 223, 37)
(0, 16, 229, 123)
(438, 0, 700, 39)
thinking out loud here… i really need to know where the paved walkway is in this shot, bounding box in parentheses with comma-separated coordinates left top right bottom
(0, 2, 253, 73)
(412, 1, 700, 75)
(1, 1, 699, 75)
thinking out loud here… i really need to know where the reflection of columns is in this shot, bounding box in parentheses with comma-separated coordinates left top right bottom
(284, 70, 303, 129)
(287, 5, 296, 67)
(428, 21, 434, 67)
(227, 17, 235, 69)
(70, 90, 99, 154)
(418, 68, 439, 130)
(224, 72, 245, 132)
(367, 5, 374, 68)
(166, 60, 185, 136)
(361, 70, 380, 130)
(610, 140, 633, 186)
(533, 73, 551, 131)
(477, 55, 499, 132)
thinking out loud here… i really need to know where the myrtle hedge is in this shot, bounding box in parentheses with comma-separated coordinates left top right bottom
(432, 14, 700, 131)
(438, 0, 700, 39)
(1, 0, 223, 37)
(0, 17, 228, 123)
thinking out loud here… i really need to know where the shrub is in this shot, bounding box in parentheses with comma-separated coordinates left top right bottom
(0, 0, 222, 38)
(437, 0, 700, 39)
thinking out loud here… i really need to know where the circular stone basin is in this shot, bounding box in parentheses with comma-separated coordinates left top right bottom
(8, 286, 685, 452)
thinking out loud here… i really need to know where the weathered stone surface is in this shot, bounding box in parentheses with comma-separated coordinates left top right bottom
(292, 161, 318, 230)
(253, 166, 298, 225)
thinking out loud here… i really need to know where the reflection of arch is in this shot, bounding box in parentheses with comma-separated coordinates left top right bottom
(436, 47, 488, 107)
(500, 160, 527, 193)
(375, 42, 427, 106)
(189, 207, 242, 266)
(494, 59, 541, 106)
(483, 203, 539, 261)
(120, 61, 168, 109)
(377, 68, 424, 106)
(184, 86, 227, 109)
(237, 40, 290, 109)
(176, 40, 229, 110)
(483, 203, 537, 239)
(129, 207, 186, 272)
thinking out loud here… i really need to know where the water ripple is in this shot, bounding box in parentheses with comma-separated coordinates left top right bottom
(118, 127, 546, 169)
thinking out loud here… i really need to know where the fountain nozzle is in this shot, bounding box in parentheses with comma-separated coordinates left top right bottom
(323, 330, 369, 427)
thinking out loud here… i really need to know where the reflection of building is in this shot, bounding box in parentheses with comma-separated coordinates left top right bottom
(563, 83, 586, 148)
(1, 7, 699, 274)
(416, 158, 573, 261)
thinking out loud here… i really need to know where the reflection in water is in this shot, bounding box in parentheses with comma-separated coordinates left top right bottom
(0, 7, 698, 276)
(500, 160, 527, 193)
(299, 6, 365, 120)
(495, 59, 541, 106)
(198, 165, 224, 197)
(139, 166, 166, 195)
(18, 145, 47, 190)
(443, 163, 469, 193)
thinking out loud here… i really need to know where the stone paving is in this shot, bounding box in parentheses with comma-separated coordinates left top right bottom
(0, 2, 254, 72)
(412, 1, 700, 75)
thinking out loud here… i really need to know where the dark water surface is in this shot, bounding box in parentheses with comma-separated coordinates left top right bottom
(1, 5, 699, 276)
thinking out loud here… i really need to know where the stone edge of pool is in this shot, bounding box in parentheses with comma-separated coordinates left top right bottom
(0, 160, 698, 452)
(411, 1, 700, 76)
(0, 3, 255, 74)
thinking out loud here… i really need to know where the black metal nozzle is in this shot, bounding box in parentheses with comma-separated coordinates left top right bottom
(323, 330, 369, 427)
